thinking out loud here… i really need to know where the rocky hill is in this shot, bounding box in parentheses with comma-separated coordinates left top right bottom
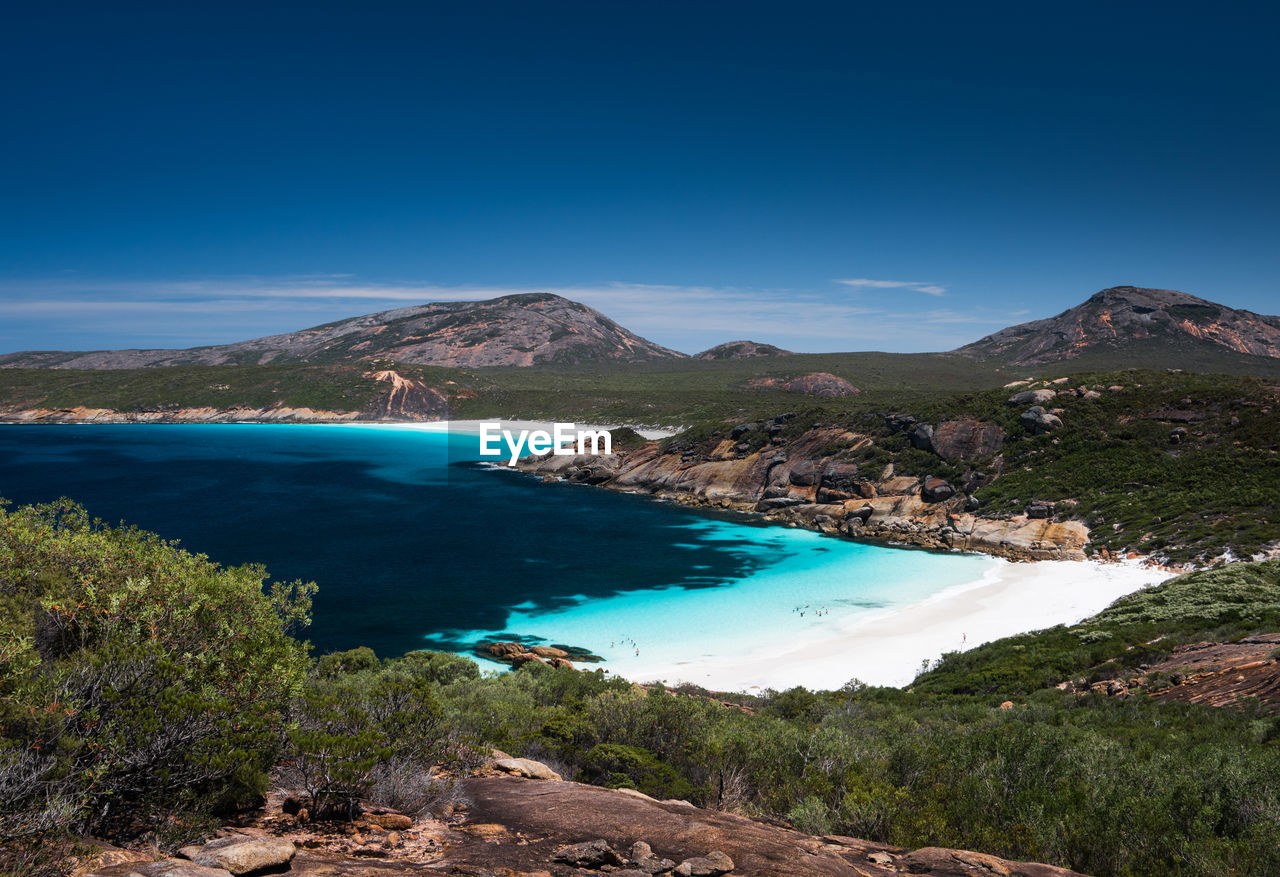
(695, 340, 793, 360)
(957, 286, 1280, 366)
(0, 293, 685, 370)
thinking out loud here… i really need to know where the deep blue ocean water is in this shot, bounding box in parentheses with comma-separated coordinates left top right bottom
(0, 424, 993, 678)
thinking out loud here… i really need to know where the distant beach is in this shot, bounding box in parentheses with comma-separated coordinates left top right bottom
(614, 556, 1170, 691)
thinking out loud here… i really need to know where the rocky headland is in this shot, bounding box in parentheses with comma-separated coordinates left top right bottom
(513, 413, 1091, 563)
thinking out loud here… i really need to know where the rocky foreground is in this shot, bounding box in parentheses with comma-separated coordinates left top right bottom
(78, 757, 1085, 877)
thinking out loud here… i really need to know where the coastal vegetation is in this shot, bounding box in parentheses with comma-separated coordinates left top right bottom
(3, 500, 1279, 876)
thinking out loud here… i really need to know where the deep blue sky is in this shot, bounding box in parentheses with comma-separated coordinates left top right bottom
(1, 1, 1276, 354)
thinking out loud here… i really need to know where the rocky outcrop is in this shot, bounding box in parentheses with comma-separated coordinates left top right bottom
(514, 426, 1089, 561)
(743, 373, 859, 398)
(189, 836, 296, 874)
(452, 776, 1087, 876)
(493, 756, 563, 781)
(0, 293, 685, 370)
(82, 778, 1087, 877)
(958, 286, 1280, 365)
(480, 640, 601, 667)
(1019, 406, 1063, 435)
(694, 341, 793, 360)
(366, 369, 450, 419)
(1145, 634, 1280, 711)
(931, 418, 1005, 462)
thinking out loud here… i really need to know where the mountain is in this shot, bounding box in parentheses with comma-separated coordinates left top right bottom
(694, 340, 793, 360)
(957, 286, 1280, 366)
(0, 293, 685, 369)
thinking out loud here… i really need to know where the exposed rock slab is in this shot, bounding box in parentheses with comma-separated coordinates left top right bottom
(191, 835, 296, 873)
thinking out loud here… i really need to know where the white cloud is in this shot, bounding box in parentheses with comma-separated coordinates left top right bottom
(834, 277, 947, 296)
(0, 275, 1012, 354)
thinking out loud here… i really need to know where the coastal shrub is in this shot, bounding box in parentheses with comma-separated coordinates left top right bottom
(577, 743, 697, 801)
(0, 498, 314, 846)
(317, 646, 379, 678)
(286, 658, 450, 815)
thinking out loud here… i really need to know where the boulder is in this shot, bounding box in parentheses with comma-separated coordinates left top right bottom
(931, 419, 1005, 462)
(886, 413, 918, 432)
(729, 422, 757, 438)
(921, 477, 956, 503)
(908, 422, 935, 451)
(552, 839, 623, 868)
(1008, 388, 1057, 405)
(365, 812, 413, 830)
(529, 645, 569, 658)
(1025, 503, 1054, 519)
(485, 642, 525, 659)
(630, 840, 678, 875)
(191, 837, 295, 875)
(787, 460, 821, 486)
(757, 496, 806, 510)
(848, 505, 875, 523)
(1019, 406, 1062, 435)
(1170, 426, 1188, 444)
(674, 851, 735, 876)
(493, 756, 562, 780)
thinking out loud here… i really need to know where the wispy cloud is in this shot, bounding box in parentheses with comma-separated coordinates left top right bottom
(834, 277, 947, 296)
(0, 275, 1011, 354)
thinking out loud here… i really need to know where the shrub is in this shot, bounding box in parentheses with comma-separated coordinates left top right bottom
(577, 743, 696, 801)
(0, 499, 314, 844)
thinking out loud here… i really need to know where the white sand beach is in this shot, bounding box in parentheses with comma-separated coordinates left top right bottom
(351, 419, 677, 440)
(619, 557, 1171, 692)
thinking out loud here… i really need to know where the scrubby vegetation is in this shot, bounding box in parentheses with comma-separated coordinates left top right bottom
(0, 500, 314, 873)
(4, 500, 1280, 876)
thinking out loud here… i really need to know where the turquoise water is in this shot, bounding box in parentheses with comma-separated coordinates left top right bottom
(0, 424, 994, 680)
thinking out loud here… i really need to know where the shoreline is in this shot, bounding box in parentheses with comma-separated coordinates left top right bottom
(0, 417, 680, 440)
(605, 555, 1169, 692)
(5, 416, 1176, 692)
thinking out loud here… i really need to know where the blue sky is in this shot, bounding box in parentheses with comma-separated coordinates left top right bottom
(1, 1, 1276, 355)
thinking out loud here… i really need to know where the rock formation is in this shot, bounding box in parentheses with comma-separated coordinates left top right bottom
(742, 373, 859, 398)
(515, 423, 1089, 561)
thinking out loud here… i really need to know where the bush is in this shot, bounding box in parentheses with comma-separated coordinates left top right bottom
(0, 499, 314, 845)
(578, 743, 697, 801)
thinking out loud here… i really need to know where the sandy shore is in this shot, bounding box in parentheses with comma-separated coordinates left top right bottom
(334, 418, 677, 440)
(620, 557, 1171, 692)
